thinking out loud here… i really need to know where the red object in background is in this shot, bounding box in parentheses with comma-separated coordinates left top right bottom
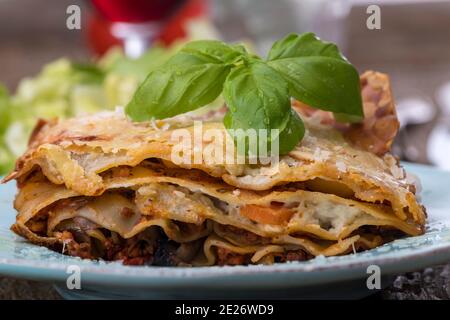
(158, 0, 208, 45)
(92, 0, 184, 23)
(87, 0, 209, 56)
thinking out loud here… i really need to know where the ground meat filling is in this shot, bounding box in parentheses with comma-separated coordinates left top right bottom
(56, 230, 92, 260)
(52, 223, 205, 266)
(47, 214, 320, 266)
(216, 224, 269, 246)
(216, 248, 252, 266)
(103, 230, 157, 265)
(273, 250, 313, 263)
(54, 228, 161, 265)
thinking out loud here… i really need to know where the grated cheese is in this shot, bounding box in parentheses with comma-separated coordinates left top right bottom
(336, 160, 347, 173)
(173, 190, 186, 198)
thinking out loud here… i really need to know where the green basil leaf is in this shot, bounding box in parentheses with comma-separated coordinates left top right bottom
(224, 62, 291, 131)
(231, 44, 249, 56)
(126, 51, 232, 121)
(181, 40, 246, 64)
(268, 57, 363, 117)
(268, 33, 363, 118)
(333, 112, 364, 123)
(223, 104, 305, 156)
(268, 32, 346, 61)
(276, 109, 305, 154)
(223, 61, 304, 155)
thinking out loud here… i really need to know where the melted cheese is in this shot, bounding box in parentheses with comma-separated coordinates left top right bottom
(14, 165, 422, 256)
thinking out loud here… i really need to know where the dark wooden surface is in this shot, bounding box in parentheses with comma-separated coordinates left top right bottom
(0, 0, 449, 299)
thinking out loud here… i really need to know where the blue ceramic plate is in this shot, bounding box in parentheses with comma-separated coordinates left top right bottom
(1, 163, 450, 299)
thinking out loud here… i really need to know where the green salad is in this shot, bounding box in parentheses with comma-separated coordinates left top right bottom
(0, 44, 182, 175)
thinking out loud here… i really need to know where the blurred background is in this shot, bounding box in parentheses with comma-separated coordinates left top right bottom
(1, 0, 450, 175)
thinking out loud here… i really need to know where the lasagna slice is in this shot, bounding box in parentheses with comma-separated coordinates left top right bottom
(3, 71, 426, 266)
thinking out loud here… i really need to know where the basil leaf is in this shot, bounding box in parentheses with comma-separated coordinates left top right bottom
(269, 57, 363, 117)
(268, 33, 363, 118)
(181, 40, 246, 64)
(276, 109, 305, 154)
(268, 32, 345, 61)
(125, 33, 364, 156)
(126, 51, 232, 121)
(223, 104, 305, 156)
(224, 62, 290, 131)
(231, 44, 249, 55)
(223, 61, 304, 155)
(333, 112, 364, 123)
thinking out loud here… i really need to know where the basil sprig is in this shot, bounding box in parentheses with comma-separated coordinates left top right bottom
(267, 33, 363, 123)
(222, 62, 305, 155)
(126, 33, 363, 155)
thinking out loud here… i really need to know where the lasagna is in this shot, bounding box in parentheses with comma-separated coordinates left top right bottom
(3, 71, 426, 266)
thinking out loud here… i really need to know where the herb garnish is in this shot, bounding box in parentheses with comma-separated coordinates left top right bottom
(126, 32, 363, 155)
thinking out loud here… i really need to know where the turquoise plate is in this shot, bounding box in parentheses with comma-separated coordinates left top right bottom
(1, 163, 450, 299)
